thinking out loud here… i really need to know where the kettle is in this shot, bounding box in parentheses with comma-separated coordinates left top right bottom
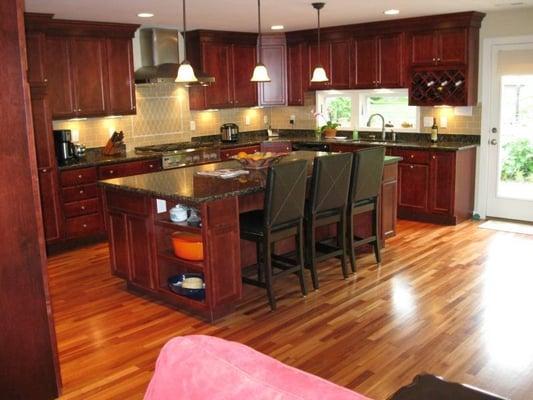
(220, 123, 239, 142)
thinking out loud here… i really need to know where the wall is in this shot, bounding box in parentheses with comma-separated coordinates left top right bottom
(53, 83, 269, 149)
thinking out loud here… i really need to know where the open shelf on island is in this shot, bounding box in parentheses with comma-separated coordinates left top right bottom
(157, 250, 205, 272)
(158, 286, 208, 308)
(155, 215, 202, 234)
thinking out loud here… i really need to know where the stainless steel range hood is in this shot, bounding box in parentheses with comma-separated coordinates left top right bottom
(134, 28, 214, 85)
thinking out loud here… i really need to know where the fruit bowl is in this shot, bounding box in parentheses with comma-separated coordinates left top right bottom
(231, 151, 288, 169)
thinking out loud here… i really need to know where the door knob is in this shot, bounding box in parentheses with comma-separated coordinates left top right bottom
(491, 127, 498, 133)
(490, 139, 498, 145)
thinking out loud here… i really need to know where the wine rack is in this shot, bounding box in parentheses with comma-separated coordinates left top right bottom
(409, 69, 467, 106)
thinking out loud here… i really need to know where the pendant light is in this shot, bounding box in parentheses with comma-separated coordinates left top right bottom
(310, 2, 329, 83)
(175, 0, 198, 83)
(250, 0, 271, 82)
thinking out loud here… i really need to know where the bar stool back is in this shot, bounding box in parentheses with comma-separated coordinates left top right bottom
(347, 146, 385, 272)
(306, 153, 353, 289)
(240, 160, 308, 310)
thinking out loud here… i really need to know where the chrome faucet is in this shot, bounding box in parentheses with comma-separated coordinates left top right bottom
(366, 113, 386, 141)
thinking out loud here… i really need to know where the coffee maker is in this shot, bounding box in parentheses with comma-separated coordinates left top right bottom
(53, 130, 76, 165)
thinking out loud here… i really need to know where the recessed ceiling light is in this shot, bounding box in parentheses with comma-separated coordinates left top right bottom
(137, 12, 154, 18)
(384, 9, 400, 15)
(271, 25, 284, 30)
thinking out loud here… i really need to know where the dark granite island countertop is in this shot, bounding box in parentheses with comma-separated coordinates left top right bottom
(99, 151, 402, 206)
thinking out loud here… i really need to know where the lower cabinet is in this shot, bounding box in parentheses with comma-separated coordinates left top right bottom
(105, 191, 154, 289)
(391, 147, 476, 225)
(38, 168, 62, 242)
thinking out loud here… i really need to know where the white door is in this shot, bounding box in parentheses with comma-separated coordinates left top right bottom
(486, 42, 533, 222)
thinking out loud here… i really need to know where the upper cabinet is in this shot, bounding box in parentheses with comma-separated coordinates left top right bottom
(25, 14, 139, 120)
(307, 38, 351, 89)
(352, 33, 404, 89)
(187, 30, 258, 110)
(258, 34, 287, 106)
(409, 28, 468, 67)
(287, 43, 306, 106)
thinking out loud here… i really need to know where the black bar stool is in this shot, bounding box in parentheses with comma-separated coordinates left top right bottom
(347, 146, 385, 272)
(305, 153, 353, 289)
(239, 160, 308, 310)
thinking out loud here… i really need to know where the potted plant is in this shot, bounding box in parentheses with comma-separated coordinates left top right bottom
(320, 121, 340, 138)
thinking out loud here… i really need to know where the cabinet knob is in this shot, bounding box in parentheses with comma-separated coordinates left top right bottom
(149, 164, 154, 168)
(432, 155, 436, 159)
(79, 190, 84, 194)
(41, 168, 48, 173)
(44, 78, 48, 82)
(132, 106, 136, 110)
(410, 154, 414, 158)
(432, 58, 436, 62)
(82, 224, 87, 228)
(410, 165, 414, 169)
(109, 170, 114, 174)
(437, 58, 441, 62)
(81, 206, 86, 210)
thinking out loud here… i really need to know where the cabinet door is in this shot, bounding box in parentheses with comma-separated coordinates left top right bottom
(38, 168, 62, 243)
(127, 215, 154, 289)
(308, 42, 331, 89)
(232, 44, 257, 107)
(106, 37, 136, 115)
(108, 211, 130, 279)
(70, 37, 108, 117)
(258, 38, 287, 106)
(45, 36, 75, 118)
(437, 28, 467, 65)
(429, 151, 455, 215)
(287, 43, 305, 106)
(30, 87, 55, 169)
(203, 42, 233, 108)
(352, 36, 377, 88)
(378, 33, 403, 88)
(410, 31, 436, 66)
(397, 163, 430, 212)
(26, 32, 47, 85)
(330, 40, 351, 89)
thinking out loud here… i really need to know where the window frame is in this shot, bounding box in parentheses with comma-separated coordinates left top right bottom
(315, 89, 420, 133)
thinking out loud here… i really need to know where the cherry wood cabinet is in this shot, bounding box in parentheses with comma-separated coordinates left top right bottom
(258, 34, 287, 106)
(98, 158, 162, 179)
(287, 43, 306, 106)
(187, 30, 258, 110)
(30, 85, 62, 243)
(353, 33, 403, 89)
(409, 28, 468, 67)
(390, 147, 476, 225)
(105, 37, 136, 115)
(307, 38, 351, 90)
(25, 14, 138, 119)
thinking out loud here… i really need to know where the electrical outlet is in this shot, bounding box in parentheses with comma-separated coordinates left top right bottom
(423, 116, 434, 127)
(189, 121, 196, 131)
(245, 115, 251, 126)
(263, 115, 269, 124)
(290, 115, 296, 125)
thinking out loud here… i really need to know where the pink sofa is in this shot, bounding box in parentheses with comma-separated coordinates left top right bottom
(145, 335, 371, 400)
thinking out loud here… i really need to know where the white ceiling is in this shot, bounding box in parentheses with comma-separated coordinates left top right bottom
(25, 0, 533, 32)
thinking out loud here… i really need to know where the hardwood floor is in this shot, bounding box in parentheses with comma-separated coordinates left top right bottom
(48, 220, 533, 399)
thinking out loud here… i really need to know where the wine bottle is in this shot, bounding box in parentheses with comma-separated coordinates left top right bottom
(431, 117, 438, 143)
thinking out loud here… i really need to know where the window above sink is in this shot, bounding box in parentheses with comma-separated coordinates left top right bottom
(316, 89, 420, 133)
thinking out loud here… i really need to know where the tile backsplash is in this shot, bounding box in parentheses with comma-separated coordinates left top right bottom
(53, 84, 481, 149)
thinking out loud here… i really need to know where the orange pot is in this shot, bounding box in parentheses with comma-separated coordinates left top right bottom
(171, 232, 204, 261)
(323, 128, 337, 138)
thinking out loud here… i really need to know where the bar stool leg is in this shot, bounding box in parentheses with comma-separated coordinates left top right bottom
(347, 208, 356, 273)
(263, 238, 276, 310)
(306, 218, 319, 290)
(338, 212, 349, 279)
(372, 200, 382, 264)
(296, 222, 307, 296)
(256, 241, 264, 283)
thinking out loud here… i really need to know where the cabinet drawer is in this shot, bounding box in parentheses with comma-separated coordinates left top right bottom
(60, 167, 97, 187)
(392, 148, 430, 164)
(65, 213, 102, 238)
(62, 183, 98, 203)
(63, 198, 99, 218)
(98, 158, 162, 179)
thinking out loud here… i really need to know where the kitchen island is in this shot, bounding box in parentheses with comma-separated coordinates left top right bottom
(99, 151, 401, 320)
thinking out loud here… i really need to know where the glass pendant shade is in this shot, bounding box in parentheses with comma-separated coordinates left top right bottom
(311, 65, 328, 82)
(175, 61, 198, 83)
(250, 63, 271, 82)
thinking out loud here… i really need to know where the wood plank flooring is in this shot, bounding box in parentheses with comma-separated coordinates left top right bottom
(47, 220, 533, 399)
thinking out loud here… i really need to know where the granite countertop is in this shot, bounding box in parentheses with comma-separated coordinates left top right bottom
(58, 149, 161, 171)
(99, 151, 401, 205)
